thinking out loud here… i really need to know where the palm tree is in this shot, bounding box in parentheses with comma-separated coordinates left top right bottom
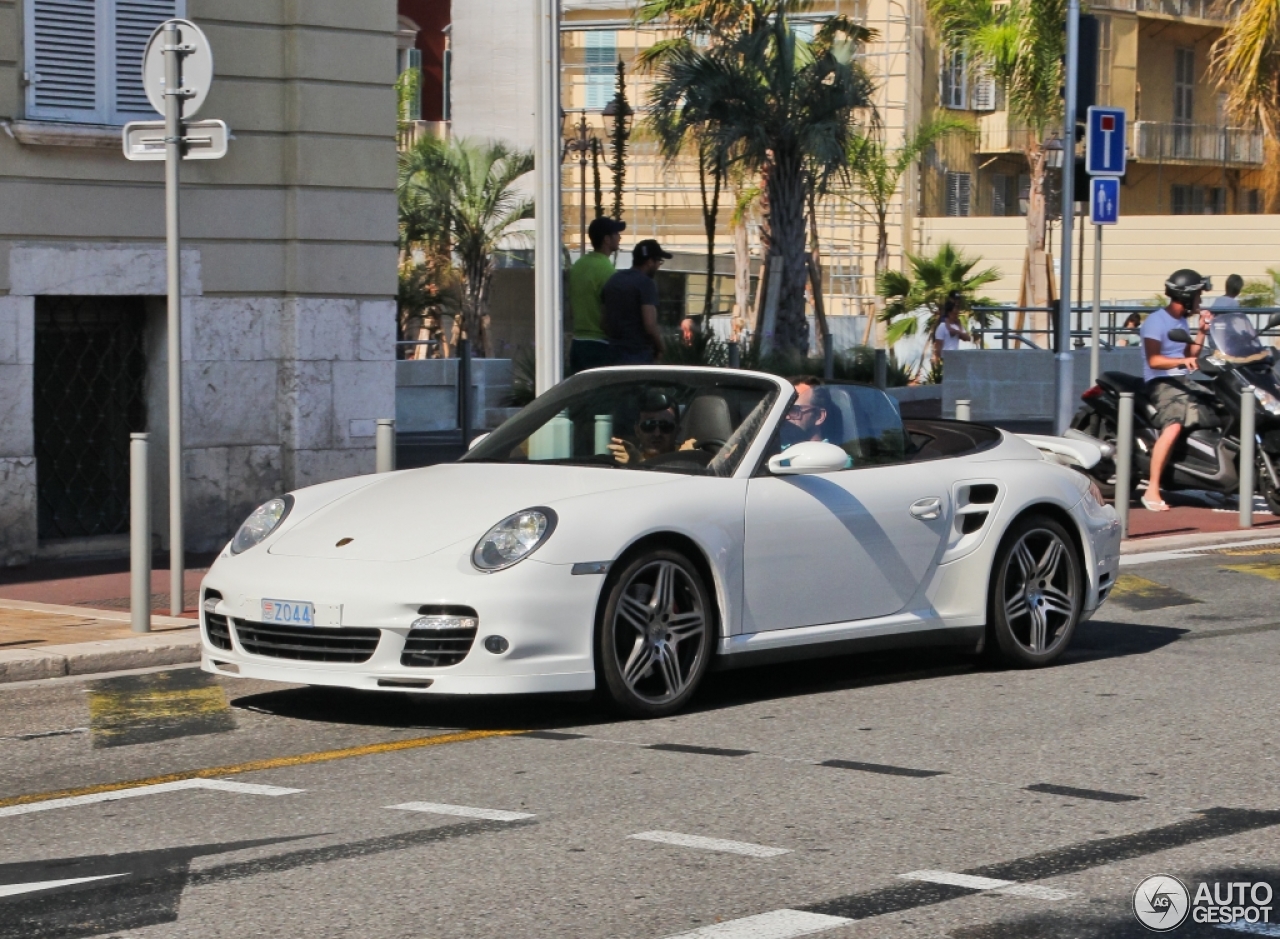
(926, 0, 1065, 308)
(1208, 1, 1280, 211)
(645, 0, 875, 354)
(398, 136, 534, 356)
(844, 112, 972, 343)
(878, 242, 1000, 376)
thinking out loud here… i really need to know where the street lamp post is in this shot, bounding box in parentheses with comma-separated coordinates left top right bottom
(564, 113, 596, 255)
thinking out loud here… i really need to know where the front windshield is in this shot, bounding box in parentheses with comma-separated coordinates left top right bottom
(1210, 312, 1267, 359)
(463, 370, 779, 477)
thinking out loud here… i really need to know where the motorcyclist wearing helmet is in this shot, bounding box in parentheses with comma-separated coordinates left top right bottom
(1139, 268, 1215, 511)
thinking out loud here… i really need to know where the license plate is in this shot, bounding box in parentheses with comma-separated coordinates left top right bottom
(261, 599, 315, 626)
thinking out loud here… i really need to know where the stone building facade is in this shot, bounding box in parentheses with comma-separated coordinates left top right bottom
(0, 0, 399, 564)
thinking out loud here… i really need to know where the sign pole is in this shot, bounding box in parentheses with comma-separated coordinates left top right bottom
(1056, 0, 1081, 435)
(1090, 223, 1102, 384)
(533, 0, 563, 396)
(164, 20, 185, 616)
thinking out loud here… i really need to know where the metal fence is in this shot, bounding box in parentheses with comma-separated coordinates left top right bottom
(1132, 121, 1264, 166)
(972, 305, 1280, 351)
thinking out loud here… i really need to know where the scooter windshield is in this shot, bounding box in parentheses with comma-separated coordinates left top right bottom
(1209, 312, 1267, 360)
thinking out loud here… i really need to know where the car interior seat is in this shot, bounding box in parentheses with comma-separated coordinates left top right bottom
(680, 392, 735, 447)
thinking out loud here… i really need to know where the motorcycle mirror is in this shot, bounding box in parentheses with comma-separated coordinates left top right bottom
(1167, 328, 1192, 343)
(1265, 313, 1280, 330)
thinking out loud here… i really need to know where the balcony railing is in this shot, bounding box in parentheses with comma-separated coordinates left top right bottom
(1132, 121, 1264, 166)
(397, 120, 449, 151)
(976, 112, 1037, 154)
(1090, 0, 1236, 20)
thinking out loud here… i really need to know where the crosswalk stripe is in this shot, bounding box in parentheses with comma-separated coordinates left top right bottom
(0, 779, 302, 818)
(630, 830, 791, 858)
(657, 909, 852, 939)
(389, 801, 534, 822)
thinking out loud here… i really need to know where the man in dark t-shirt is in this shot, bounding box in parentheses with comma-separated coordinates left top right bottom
(601, 239, 671, 364)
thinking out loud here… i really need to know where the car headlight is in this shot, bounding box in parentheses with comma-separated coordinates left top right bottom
(230, 495, 294, 555)
(472, 507, 557, 572)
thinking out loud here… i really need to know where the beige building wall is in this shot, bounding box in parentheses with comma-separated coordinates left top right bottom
(0, 0, 400, 561)
(919, 215, 1280, 305)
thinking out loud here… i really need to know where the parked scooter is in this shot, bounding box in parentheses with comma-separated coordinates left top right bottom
(1071, 311, 1280, 511)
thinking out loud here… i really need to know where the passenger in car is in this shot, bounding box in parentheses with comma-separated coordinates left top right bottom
(782, 376, 843, 449)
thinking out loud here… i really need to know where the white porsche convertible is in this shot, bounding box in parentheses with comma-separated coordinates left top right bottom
(200, 367, 1121, 717)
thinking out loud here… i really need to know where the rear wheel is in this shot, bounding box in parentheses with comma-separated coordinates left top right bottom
(1071, 408, 1131, 500)
(1257, 454, 1280, 516)
(598, 548, 713, 718)
(988, 515, 1082, 668)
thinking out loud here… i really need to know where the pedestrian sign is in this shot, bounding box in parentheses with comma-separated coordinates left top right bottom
(1090, 176, 1119, 225)
(1086, 106, 1127, 176)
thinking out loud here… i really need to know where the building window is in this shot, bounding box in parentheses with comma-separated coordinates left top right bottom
(24, 0, 184, 125)
(941, 49, 967, 110)
(1096, 16, 1111, 106)
(971, 66, 996, 111)
(1207, 187, 1226, 214)
(946, 172, 972, 216)
(990, 174, 1008, 216)
(1245, 188, 1264, 213)
(585, 31, 617, 110)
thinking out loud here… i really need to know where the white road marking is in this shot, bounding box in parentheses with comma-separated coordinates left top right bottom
(1122, 535, 1280, 567)
(630, 830, 791, 858)
(657, 909, 853, 938)
(1218, 924, 1280, 937)
(900, 870, 1075, 900)
(389, 801, 535, 822)
(901, 869, 1014, 890)
(0, 874, 126, 898)
(0, 779, 303, 818)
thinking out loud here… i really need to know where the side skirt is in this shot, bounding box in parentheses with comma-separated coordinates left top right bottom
(711, 625, 985, 672)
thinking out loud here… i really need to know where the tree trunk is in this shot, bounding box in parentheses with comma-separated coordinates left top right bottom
(863, 214, 891, 347)
(767, 153, 809, 356)
(463, 255, 494, 357)
(1021, 143, 1052, 329)
(699, 154, 722, 323)
(732, 209, 751, 341)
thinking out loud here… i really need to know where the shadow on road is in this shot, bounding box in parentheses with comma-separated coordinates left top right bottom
(227, 617, 1184, 731)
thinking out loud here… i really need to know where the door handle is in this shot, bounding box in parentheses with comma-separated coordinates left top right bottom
(910, 497, 943, 520)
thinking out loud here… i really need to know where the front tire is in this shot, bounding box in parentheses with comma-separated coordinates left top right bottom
(598, 548, 713, 718)
(988, 515, 1082, 667)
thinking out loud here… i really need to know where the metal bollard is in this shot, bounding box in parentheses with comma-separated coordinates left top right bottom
(1116, 392, 1134, 539)
(376, 418, 396, 473)
(955, 399, 971, 422)
(130, 433, 151, 633)
(458, 338, 473, 449)
(1240, 385, 1256, 529)
(874, 348, 887, 389)
(728, 341, 740, 369)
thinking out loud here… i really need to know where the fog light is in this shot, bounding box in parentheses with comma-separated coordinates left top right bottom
(484, 635, 509, 654)
(412, 614, 478, 631)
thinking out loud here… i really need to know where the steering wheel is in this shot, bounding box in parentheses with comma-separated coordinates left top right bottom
(643, 448, 715, 469)
(695, 437, 726, 455)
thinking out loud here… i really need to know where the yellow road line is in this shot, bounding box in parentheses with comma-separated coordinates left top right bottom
(0, 729, 523, 810)
(1221, 561, 1280, 581)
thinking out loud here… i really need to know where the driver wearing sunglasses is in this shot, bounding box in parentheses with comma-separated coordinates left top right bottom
(609, 393, 696, 466)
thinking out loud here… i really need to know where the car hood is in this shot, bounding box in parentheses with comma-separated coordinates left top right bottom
(267, 462, 679, 562)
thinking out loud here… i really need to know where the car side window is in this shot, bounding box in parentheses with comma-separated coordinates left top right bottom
(824, 385, 907, 467)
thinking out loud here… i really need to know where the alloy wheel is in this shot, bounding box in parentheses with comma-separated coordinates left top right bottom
(610, 559, 708, 705)
(1000, 528, 1077, 655)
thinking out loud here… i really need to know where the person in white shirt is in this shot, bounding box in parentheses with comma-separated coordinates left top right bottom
(933, 292, 971, 365)
(1207, 273, 1244, 311)
(1139, 269, 1215, 511)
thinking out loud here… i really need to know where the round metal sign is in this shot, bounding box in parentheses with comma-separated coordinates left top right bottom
(142, 18, 214, 118)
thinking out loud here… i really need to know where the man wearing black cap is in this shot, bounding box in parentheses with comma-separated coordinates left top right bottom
(602, 239, 672, 364)
(568, 216, 626, 374)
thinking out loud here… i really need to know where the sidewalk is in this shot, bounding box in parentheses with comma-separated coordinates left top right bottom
(0, 554, 211, 683)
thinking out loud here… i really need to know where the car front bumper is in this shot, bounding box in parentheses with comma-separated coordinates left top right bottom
(199, 549, 603, 694)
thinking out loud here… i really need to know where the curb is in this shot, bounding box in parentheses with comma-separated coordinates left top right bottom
(0, 601, 201, 684)
(1121, 527, 1280, 555)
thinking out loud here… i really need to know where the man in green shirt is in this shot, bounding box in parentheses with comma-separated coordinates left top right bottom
(569, 216, 625, 374)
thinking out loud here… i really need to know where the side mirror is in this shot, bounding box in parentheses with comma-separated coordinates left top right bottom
(1265, 313, 1280, 331)
(467, 432, 490, 451)
(1167, 328, 1192, 343)
(767, 441, 850, 475)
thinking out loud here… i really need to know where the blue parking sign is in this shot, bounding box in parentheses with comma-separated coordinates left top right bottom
(1086, 106, 1127, 176)
(1090, 177, 1120, 225)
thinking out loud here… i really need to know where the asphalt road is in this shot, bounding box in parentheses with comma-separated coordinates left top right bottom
(1, 541, 1278, 939)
